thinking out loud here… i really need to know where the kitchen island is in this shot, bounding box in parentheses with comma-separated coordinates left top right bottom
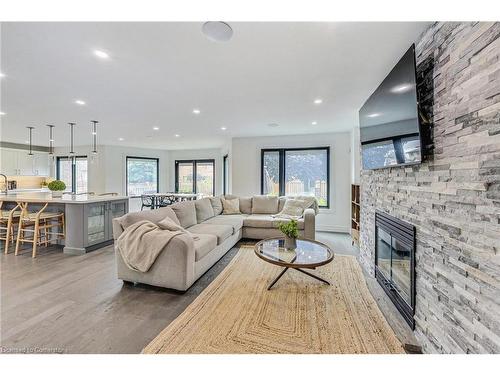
(0, 193, 129, 255)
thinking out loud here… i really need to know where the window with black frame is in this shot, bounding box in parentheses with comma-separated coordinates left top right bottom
(223, 154, 229, 195)
(261, 147, 329, 208)
(126, 157, 159, 197)
(175, 159, 215, 196)
(56, 156, 88, 194)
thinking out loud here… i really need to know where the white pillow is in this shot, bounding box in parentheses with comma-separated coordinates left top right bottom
(278, 199, 308, 217)
(221, 198, 241, 215)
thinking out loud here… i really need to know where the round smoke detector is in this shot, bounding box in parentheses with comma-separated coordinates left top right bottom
(202, 22, 233, 42)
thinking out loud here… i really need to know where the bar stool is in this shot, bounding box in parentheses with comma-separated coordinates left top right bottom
(0, 202, 21, 254)
(15, 202, 65, 258)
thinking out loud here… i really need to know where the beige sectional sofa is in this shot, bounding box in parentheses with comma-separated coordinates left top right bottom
(112, 195, 318, 291)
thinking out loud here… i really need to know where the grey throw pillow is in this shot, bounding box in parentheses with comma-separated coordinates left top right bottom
(209, 196, 223, 215)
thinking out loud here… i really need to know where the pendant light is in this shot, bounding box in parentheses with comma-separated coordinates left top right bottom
(91, 120, 98, 154)
(47, 124, 55, 154)
(68, 122, 76, 165)
(26, 126, 34, 156)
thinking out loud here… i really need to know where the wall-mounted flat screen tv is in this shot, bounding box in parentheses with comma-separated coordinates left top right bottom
(359, 44, 422, 170)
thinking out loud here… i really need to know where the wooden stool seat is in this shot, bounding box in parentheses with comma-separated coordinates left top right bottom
(0, 203, 21, 254)
(15, 202, 65, 258)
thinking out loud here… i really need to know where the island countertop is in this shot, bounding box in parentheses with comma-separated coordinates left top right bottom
(0, 192, 129, 204)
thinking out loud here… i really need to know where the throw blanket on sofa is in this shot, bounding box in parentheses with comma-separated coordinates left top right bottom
(117, 220, 186, 273)
(273, 196, 319, 220)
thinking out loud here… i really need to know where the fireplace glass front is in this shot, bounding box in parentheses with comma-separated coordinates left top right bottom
(375, 211, 415, 328)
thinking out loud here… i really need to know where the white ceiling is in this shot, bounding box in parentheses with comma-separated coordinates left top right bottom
(0, 22, 429, 150)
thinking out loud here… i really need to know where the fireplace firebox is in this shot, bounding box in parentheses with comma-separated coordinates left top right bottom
(375, 210, 416, 329)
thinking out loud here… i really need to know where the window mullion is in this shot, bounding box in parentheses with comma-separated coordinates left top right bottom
(279, 149, 285, 197)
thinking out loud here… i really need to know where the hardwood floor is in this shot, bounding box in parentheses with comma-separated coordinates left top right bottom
(1, 233, 417, 354)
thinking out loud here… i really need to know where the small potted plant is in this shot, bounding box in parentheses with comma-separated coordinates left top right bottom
(47, 180, 66, 198)
(278, 220, 299, 250)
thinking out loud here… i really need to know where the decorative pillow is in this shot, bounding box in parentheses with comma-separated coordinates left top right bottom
(252, 195, 279, 214)
(221, 198, 241, 215)
(278, 199, 308, 217)
(170, 200, 197, 228)
(195, 198, 215, 223)
(157, 216, 185, 231)
(209, 196, 223, 216)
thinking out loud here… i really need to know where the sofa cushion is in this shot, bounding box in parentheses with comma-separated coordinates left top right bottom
(187, 224, 233, 245)
(195, 198, 215, 223)
(119, 206, 180, 229)
(170, 200, 197, 228)
(193, 233, 218, 261)
(221, 198, 241, 215)
(239, 196, 253, 214)
(243, 215, 305, 229)
(252, 195, 279, 214)
(203, 214, 245, 233)
(209, 196, 223, 216)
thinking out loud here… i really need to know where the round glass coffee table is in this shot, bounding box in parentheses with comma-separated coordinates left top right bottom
(254, 237, 334, 290)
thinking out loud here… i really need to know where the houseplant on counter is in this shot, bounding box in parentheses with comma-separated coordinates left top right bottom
(278, 220, 299, 250)
(47, 180, 66, 197)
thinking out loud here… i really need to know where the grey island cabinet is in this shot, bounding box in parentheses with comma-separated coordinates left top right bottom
(0, 193, 129, 255)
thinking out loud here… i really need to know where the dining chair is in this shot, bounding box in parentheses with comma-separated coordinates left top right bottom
(140, 195, 154, 210)
(15, 202, 65, 258)
(0, 202, 21, 254)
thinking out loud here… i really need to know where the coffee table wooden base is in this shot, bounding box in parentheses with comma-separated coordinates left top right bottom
(267, 266, 331, 290)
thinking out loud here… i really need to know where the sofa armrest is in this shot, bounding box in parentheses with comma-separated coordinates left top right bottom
(112, 218, 123, 241)
(303, 208, 316, 240)
(115, 233, 196, 291)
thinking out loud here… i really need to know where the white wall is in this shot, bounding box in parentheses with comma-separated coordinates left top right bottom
(167, 148, 225, 196)
(231, 132, 352, 233)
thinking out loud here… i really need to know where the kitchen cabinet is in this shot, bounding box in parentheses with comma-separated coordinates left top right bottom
(1, 194, 129, 255)
(83, 199, 129, 247)
(0, 148, 50, 176)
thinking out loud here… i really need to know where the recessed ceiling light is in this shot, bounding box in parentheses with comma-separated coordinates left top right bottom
(25, 140, 30, 144)
(94, 50, 110, 59)
(153, 126, 160, 130)
(220, 126, 227, 130)
(202, 22, 234, 42)
(367, 113, 381, 118)
(91, 132, 97, 135)
(311, 121, 317, 125)
(174, 134, 180, 137)
(0, 111, 5, 116)
(268, 123, 279, 128)
(75, 99, 86, 105)
(192, 109, 201, 115)
(0, 72, 5, 78)
(314, 98, 323, 105)
(118, 137, 124, 141)
(390, 83, 413, 94)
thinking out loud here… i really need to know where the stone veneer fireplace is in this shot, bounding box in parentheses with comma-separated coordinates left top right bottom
(375, 211, 416, 329)
(359, 22, 500, 353)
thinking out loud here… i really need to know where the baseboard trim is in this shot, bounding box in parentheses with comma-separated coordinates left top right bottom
(316, 225, 350, 233)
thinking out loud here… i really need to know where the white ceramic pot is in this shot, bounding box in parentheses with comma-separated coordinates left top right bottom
(284, 236, 297, 250)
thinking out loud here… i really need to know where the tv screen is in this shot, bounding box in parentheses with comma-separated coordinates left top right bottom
(359, 45, 422, 170)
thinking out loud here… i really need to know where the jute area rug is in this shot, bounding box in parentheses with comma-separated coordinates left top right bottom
(143, 246, 404, 354)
